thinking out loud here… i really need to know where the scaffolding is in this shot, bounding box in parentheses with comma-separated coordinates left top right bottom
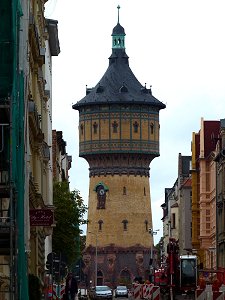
(0, 0, 29, 299)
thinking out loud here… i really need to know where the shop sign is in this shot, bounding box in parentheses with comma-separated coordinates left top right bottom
(30, 209, 54, 226)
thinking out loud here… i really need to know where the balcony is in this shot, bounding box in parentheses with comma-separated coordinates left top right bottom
(29, 13, 45, 67)
(28, 100, 44, 143)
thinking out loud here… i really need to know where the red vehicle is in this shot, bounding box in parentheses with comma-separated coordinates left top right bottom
(156, 238, 197, 299)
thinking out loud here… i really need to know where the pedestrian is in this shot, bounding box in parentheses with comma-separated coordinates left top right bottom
(65, 272, 78, 300)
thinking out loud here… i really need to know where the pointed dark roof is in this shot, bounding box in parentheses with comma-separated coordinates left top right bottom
(112, 23, 125, 35)
(112, 5, 125, 35)
(73, 11, 165, 111)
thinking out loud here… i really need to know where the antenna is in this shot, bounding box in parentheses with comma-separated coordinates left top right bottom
(117, 5, 120, 23)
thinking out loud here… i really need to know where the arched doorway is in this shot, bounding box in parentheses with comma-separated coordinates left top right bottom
(119, 269, 131, 286)
(97, 270, 103, 286)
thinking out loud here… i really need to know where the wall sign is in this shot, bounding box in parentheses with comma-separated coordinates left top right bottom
(30, 209, 54, 226)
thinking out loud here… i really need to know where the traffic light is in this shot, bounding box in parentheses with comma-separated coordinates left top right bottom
(46, 252, 56, 273)
(46, 252, 68, 282)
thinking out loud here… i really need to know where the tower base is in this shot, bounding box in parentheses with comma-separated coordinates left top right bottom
(82, 244, 151, 288)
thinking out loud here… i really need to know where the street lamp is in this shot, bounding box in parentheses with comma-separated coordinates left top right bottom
(148, 228, 159, 283)
(88, 232, 98, 286)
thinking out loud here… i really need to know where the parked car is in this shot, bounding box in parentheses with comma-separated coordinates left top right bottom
(88, 286, 113, 300)
(78, 288, 88, 300)
(115, 286, 128, 298)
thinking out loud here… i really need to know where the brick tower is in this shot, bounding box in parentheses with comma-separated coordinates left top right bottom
(72, 7, 165, 287)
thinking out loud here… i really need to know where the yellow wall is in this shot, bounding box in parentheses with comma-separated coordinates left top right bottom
(79, 109, 159, 154)
(86, 174, 153, 248)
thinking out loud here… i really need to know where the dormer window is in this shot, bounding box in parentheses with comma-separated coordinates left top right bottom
(133, 121, 139, 133)
(119, 84, 128, 93)
(96, 84, 104, 93)
(93, 122, 98, 134)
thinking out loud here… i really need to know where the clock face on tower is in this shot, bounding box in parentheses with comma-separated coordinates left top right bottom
(97, 185, 106, 209)
(99, 188, 105, 196)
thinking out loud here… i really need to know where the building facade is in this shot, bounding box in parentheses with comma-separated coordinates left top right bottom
(162, 118, 225, 273)
(161, 154, 192, 256)
(73, 9, 165, 286)
(52, 130, 72, 182)
(28, 1, 60, 290)
(192, 118, 219, 269)
(177, 154, 192, 254)
(213, 119, 225, 268)
(0, 0, 30, 298)
(0, 1, 60, 298)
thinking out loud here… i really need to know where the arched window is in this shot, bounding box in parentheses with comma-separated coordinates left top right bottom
(122, 220, 128, 231)
(98, 220, 103, 231)
(93, 122, 98, 134)
(145, 220, 148, 231)
(80, 123, 84, 135)
(133, 121, 139, 133)
(144, 187, 146, 196)
(150, 123, 154, 135)
(120, 269, 131, 283)
(112, 121, 118, 133)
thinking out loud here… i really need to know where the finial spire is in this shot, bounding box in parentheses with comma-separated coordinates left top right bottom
(117, 5, 120, 23)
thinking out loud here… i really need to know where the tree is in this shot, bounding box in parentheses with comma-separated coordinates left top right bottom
(52, 181, 87, 266)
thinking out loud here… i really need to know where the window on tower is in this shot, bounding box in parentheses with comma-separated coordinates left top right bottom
(98, 220, 103, 231)
(112, 121, 118, 133)
(144, 187, 146, 196)
(123, 186, 126, 195)
(80, 123, 84, 135)
(150, 123, 154, 135)
(145, 220, 148, 231)
(133, 121, 139, 133)
(122, 220, 128, 231)
(93, 122, 98, 134)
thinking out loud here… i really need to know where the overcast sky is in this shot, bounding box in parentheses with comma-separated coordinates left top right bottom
(45, 0, 225, 244)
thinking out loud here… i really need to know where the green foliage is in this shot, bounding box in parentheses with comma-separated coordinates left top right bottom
(28, 274, 42, 300)
(52, 181, 87, 265)
(80, 235, 86, 252)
